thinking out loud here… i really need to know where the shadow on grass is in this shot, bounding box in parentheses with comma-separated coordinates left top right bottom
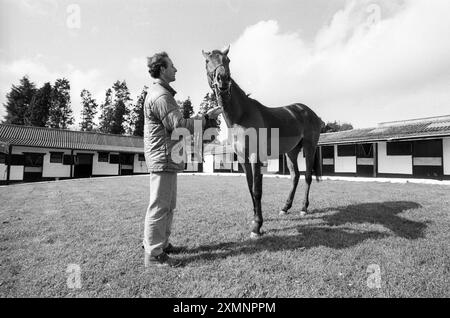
(309, 201, 426, 239)
(180, 201, 426, 265)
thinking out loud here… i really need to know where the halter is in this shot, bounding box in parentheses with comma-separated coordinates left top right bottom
(209, 63, 232, 98)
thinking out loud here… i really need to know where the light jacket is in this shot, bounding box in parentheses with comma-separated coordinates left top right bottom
(143, 79, 197, 172)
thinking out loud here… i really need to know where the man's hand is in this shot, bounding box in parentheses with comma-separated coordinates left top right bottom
(206, 106, 223, 119)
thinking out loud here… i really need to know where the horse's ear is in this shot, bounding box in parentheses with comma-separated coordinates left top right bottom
(221, 45, 230, 56)
(202, 50, 210, 59)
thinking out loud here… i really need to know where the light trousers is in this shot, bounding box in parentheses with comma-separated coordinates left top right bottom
(143, 172, 177, 256)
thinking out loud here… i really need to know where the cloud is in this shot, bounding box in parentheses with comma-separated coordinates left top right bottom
(128, 57, 148, 82)
(0, 57, 105, 126)
(228, 0, 450, 128)
(6, 0, 59, 16)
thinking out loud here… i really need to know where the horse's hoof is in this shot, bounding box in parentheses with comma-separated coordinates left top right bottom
(250, 232, 263, 239)
(299, 211, 307, 217)
(279, 210, 289, 216)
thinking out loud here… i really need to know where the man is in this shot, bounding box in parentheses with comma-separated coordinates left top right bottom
(143, 52, 221, 267)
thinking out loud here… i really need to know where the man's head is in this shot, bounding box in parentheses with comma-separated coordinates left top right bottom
(147, 52, 177, 83)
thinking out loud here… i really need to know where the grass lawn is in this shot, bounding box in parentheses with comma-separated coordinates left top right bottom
(0, 175, 449, 297)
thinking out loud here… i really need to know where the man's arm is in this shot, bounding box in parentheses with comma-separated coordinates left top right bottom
(153, 94, 198, 134)
(152, 94, 222, 134)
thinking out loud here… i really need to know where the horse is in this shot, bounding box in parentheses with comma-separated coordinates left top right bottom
(202, 46, 323, 238)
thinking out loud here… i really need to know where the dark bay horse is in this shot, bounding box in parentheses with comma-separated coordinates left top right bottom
(202, 46, 323, 238)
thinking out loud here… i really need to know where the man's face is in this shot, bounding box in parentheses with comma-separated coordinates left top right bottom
(161, 57, 177, 83)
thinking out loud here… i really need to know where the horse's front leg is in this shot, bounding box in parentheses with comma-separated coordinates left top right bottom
(241, 162, 255, 209)
(250, 162, 263, 238)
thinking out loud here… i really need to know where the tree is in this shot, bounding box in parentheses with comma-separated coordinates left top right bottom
(197, 92, 221, 129)
(180, 97, 194, 119)
(130, 87, 147, 137)
(321, 121, 354, 133)
(110, 80, 132, 135)
(98, 88, 114, 133)
(197, 92, 221, 145)
(79, 89, 98, 131)
(3, 76, 37, 125)
(47, 78, 74, 129)
(26, 82, 52, 127)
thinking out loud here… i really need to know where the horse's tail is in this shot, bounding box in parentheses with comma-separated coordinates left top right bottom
(313, 148, 322, 182)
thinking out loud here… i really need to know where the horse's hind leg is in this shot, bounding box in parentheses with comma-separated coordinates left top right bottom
(280, 144, 301, 215)
(301, 140, 316, 214)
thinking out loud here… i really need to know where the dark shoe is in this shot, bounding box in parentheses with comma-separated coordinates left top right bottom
(144, 252, 183, 268)
(163, 243, 185, 254)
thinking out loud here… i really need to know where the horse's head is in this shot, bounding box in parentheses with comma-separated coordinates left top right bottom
(202, 45, 231, 94)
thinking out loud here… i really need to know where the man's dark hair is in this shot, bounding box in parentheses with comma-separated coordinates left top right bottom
(147, 52, 169, 78)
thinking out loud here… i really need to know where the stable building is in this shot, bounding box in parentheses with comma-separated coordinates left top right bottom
(317, 115, 450, 180)
(2, 114, 450, 183)
(204, 115, 450, 180)
(0, 124, 148, 184)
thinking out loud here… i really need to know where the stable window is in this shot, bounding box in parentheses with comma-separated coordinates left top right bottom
(109, 154, 120, 164)
(0, 153, 6, 164)
(63, 155, 74, 165)
(413, 139, 441, 157)
(24, 153, 43, 166)
(98, 152, 109, 162)
(337, 144, 356, 157)
(321, 146, 334, 159)
(50, 152, 63, 163)
(357, 144, 373, 158)
(387, 141, 412, 156)
(10, 154, 24, 166)
(138, 154, 145, 161)
(120, 154, 134, 165)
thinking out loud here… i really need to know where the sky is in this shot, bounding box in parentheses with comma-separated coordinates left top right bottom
(0, 0, 449, 135)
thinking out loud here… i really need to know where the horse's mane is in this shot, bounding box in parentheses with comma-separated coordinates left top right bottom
(231, 78, 264, 107)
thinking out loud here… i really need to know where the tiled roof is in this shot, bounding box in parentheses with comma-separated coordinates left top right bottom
(319, 115, 450, 145)
(3, 115, 449, 154)
(0, 124, 144, 153)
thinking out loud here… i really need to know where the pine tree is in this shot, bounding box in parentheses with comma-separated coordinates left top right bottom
(26, 82, 52, 127)
(180, 97, 194, 119)
(110, 80, 132, 135)
(79, 89, 98, 131)
(131, 87, 147, 137)
(198, 92, 221, 129)
(3, 76, 37, 125)
(98, 88, 114, 133)
(47, 78, 74, 129)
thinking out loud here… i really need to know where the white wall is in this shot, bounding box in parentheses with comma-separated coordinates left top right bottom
(12, 146, 71, 178)
(4, 146, 152, 179)
(335, 145, 356, 173)
(185, 162, 198, 172)
(91, 152, 119, 176)
(203, 154, 214, 173)
(0, 164, 7, 180)
(297, 149, 306, 172)
(43, 149, 71, 178)
(214, 153, 232, 170)
(134, 155, 148, 173)
(443, 137, 450, 176)
(10, 166, 23, 180)
(267, 159, 279, 172)
(377, 142, 412, 174)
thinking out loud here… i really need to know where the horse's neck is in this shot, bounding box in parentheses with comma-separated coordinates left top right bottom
(218, 79, 251, 127)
